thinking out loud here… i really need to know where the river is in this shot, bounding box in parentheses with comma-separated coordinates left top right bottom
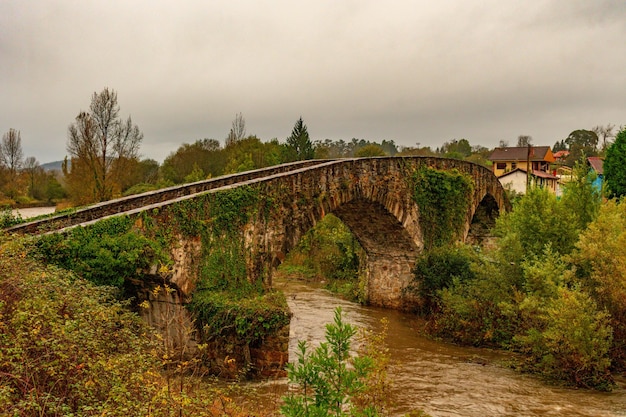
(11, 206, 56, 219)
(245, 279, 626, 417)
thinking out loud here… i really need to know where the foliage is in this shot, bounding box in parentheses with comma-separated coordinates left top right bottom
(429, 193, 621, 389)
(33, 215, 165, 288)
(279, 214, 365, 303)
(0, 235, 274, 416)
(568, 200, 626, 369)
(0, 237, 164, 415)
(431, 255, 519, 348)
(407, 245, 477, 314)
(604, 127, 626, 198)
(191, 290, 290, 344)
(439, 138, 471, 158)
(514, 286, 613, 390)
(564, 129, 599, 166)
(161, 136, 285, 184)
(285, 117, 314, 161)
(223, 136, 284, 174)
(122, 181, 159, 196)
(411, 167, 474, 249)
(313, 138, 397, 159)
(0, 207, 22, 228)
(560, 157, 602, 230)
(161, 139, 224, 184)
(494, 186, 579, 262)
(352, 318, 396, 414)
(281, 307, 378, 417)
(354, 144, 386, 157)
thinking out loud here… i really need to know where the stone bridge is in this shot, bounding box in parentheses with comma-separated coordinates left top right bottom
(8, 157, 508, 310)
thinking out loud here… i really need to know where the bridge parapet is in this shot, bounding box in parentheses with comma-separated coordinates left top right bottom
(4, 160, 331, 235)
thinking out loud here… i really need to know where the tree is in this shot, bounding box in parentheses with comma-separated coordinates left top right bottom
(560, 157, 602, 230)
(552, 140, 567, 152)
(161, 139, 223, 184)
(0, 129, 24, 198)
(66, 88, 143, 203)
(495, 187, 579, 261)
(568, 200, 626, 370)
(22, 156, 40, 199)
(516, 135, 533, 147)
(564, 129, 598, 166)
(604, 127, 626, 198)
(225, 112, 246, 147)
(441, 139, 471, 158)
(286, 117, 314, 161)
(592, 124, 615, 151)
(354, 144, 386, 157)
(223, 136, 281, 174)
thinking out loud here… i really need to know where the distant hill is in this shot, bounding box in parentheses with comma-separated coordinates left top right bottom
(41, 160, 67, 172)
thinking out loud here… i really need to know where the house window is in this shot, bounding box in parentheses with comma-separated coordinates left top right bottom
(496, 163, 506, 170)
(511, 162, 517, 170)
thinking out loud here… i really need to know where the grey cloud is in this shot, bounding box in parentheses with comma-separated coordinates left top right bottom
(1, 0, 624, 164)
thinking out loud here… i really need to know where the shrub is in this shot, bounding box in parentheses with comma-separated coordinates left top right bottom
(514, 286, 614, 390)
(568, 200, 626, 369)
(0, 206, 22, 228)
(281, 307, 377, 417)
(0, 237, 163, 415)
(407, 245, 477, 314)
(495, 186, 579, 261)
(33, 215, 165, 288)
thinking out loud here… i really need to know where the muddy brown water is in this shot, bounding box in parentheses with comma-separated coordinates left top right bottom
(242, 279, 626, 417)
(11, 206, 56, 219)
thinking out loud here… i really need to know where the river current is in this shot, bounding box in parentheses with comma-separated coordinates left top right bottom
(246, 279, 626, 417)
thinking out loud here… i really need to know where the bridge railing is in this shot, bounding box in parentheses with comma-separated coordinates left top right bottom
(4, 159, 333, 235)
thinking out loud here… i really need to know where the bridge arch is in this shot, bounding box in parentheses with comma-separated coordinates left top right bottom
(243, 157, 509, 310)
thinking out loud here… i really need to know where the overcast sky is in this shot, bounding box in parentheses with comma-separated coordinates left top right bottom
(1, 1, 625, 164)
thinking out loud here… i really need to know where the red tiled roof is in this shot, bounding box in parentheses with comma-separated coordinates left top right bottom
(587, 157, 604, 175)
(489, 146, 553, 162)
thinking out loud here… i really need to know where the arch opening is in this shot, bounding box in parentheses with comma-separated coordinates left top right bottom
(332, 198, 421, 310)
(467, 193, 500, 246)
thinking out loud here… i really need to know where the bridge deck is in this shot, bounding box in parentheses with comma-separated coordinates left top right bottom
(4, 159, 336, 235)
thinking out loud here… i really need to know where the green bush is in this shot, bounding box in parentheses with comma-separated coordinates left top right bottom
(407, 245, 477, 314)
(122, 182, 159, 196)
(0, 237, 164, 415)
(0, 207, 22, 228)
(190, 289, 290, 345)
(568, 200, 626, 369)
(33, 216, 165, 288)
(495, 187, 579, 261)
(0, 235, 271, 416)
(514, 286, 614, 390)
(281, 307, 377, 417)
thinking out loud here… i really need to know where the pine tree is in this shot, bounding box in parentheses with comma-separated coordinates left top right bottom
(286, 117, 314, 161)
